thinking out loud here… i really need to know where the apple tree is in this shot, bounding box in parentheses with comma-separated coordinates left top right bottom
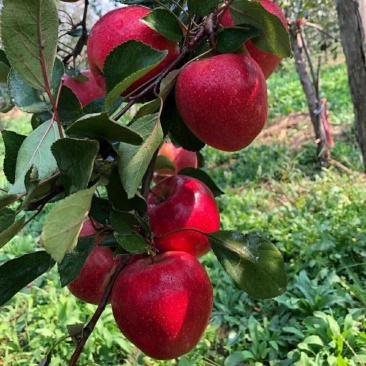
(0, 0, 291, 363)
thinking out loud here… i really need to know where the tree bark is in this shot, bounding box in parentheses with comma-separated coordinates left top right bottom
(336, 0, 366, 171)
(289, 25, 330, 167)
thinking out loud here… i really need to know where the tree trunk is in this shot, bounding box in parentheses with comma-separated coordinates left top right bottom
(289, 25, 330, 167)
(336, 0, 366, 171)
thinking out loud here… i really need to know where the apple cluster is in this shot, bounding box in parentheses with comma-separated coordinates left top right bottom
(64, 0, 288, 360)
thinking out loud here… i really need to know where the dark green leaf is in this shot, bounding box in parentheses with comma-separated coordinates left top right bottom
(66, 112, 143, 145)
(217, 26, 260, 53)
(0, 251, 55, 306)
(2, 0, 58, 90)
(114, 232, 148, 254)
(163, 95, 205, 151)
(50, 58, 65, 99)
(0, 50, 11, 83)
(209, 231, 287, 299)
(106, 167, 147, 213)
(178, 168, 224, 197)
(51, 138, 99, 195)
(57, 86, 83, 126)
(67, 323, 85, 337)
(90, 196, 112, 225)
(187, 0, 221, 16)
(0, 207, 16, 232)
(31, 111, 53, 130)
(38, 352, 52, 366)
(2, 130, 26, 184)
(0, 216, 25, 249)
(58, 236, 95, 287)
(110, 210, 137, 235)
(8, 69, 49, 113)
(229, 1, 291, 58)
(117, 113, 163, 198)
(104, 40, 167, 110)
(143, 8, 183, 42)
(67, 28, 84, 37)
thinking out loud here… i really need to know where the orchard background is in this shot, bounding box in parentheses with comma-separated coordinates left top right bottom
(0, 0, 366, 365)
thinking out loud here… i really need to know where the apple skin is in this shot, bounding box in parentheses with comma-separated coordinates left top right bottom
(87, 6, 180, 96)
(63, 70, 104, 107)
(175, 53, 268, 152)
(147, 175, 220, 258)
(154, 142, 198, 183)
(221, 0, 288, 79)
(111, 251, 213, 360)
(67, 220, 118, 305)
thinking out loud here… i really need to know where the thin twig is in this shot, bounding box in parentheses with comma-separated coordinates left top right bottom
(68, 254, 131, 366)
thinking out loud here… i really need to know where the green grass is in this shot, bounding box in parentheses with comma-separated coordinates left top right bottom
(1, 62, 366, 365)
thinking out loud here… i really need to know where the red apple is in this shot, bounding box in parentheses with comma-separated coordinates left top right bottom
(147, 175, 220, 257)
(87, 6, 180, 96)
(154, 142, 198, 183)
(221, 0, 288, 79)
(175, 53, 268, 152)
(111, 251, 213, 360)
(67, 220, 118, 305)
(63, 70, 104, 107)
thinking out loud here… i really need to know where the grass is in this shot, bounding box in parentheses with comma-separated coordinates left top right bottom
(1, 62, 366, 365)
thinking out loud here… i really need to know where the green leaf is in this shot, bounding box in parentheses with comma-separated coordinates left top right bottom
(0, 49, 11, 83)
(117, 113, 163, 198)
(57, 86, 83, 126)
(154, 155, 176, 171)
(0, 208, 16, 233)
(217, 26, 260, 53)
(0, 194, 19, 210)
(178, 168, 224, 197)
(209, 231, 287, 299)
(9, 121, 62, 195)
(31, 111, 53, 130)
(2, 0, 58, 90)
(0, 251, 55, 306)
(163, 95, 205, 151)
(110, 210, 137, 235)
(104, 40, 167, 110)
(106, 166, 147, 213)
(40, 186, 96, 262)
(58, 236, 95, 287)
(8, 69, 49, 113)
(187, 0, 221, 16)
(66, 112, 143, 145)
(89, 196, 112, 225)
(0, 216, 25, 249)
(2, 130, 27, 184)
(229, 1, 291, 58)
(52, 138, 99, 195)
(143, 8, 183, 42)
(114, 232, 148, 254)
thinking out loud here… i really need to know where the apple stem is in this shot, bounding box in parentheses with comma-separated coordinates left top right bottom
(68, 254, 131, 366)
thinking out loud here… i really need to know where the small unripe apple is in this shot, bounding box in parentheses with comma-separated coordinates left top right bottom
(111, 251, 213, 360)
(67, 220, 117, 305)
(221, 0, 288, 79)
(87, 6, 180, 96)
(175, 53, 268, 152)
(63, 70, 104, 107)
(148, 175, 220, 257)
(154, 142, 198, 183)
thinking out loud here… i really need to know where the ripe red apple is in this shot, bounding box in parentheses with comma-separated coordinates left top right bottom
(154, 142, 198, 183)
(67, 220, 118, 305)
(221, 0, 288, 79)
(87, 6, 180, 96)
(175, 53, 268, 152)
(63, 70, 105, 107)
(147, 175, 220, 258)
(111, 251, 213, 360)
